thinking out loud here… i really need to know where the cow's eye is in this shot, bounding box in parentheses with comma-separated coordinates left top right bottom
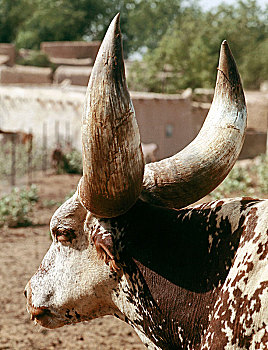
(53, 228, 76, 243)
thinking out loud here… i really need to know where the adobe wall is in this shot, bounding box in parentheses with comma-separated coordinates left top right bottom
(193, 89, 268, 132)
(0, 86, 84, 150)
(0, 43, 15, 66)
(245, 91, 268, 131)
(54, 66, 92, 86)
(0, 85, 267, 160)
(131, 92, 203, 159)
(0, 66, 52, 84)
(240, 130, 267, 159)
(41, 41, 100, 60)
(0, 87, 203, 158)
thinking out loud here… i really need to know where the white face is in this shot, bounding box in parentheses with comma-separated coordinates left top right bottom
(25, 193, 121, 329)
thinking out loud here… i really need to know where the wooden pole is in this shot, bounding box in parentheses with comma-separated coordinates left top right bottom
(27, 130, 33, 186)
(42, 122, 47, 173)
(11, 134, 16, 187)
(266, 112, 268, 156)
(65, 120, 70, 147)
(55, 120, 60, 146)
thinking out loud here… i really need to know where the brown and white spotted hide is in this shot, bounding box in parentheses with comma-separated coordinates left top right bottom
(25, 197, 268, 349)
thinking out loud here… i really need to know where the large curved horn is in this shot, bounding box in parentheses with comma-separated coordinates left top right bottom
(141, 40, 247, 209)
(78, 14, 144, 218)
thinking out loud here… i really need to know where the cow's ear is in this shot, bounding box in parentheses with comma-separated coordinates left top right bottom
(91, 231, 119, 272)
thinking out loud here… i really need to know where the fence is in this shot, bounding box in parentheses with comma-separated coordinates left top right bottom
(0, 120, 75, 192)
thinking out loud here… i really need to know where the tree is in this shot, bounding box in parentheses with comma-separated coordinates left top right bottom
(1, 0, 185, 55)
(15, 0, 109, 49)
(88, 0, 184, 55)
(128, 6, 211, 92)
(0, 0, 32, 43)
(129, 0, 268, 92)
(0, 0, 266, 89)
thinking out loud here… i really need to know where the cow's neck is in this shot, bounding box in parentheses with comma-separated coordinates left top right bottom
(109, 199, 253, 349)
(113, 260, 220, 350)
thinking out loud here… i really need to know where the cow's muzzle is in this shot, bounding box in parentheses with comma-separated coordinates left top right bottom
(24, 282, 63, 328)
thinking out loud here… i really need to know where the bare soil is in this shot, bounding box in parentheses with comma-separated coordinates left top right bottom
(0, 173, 146, 350)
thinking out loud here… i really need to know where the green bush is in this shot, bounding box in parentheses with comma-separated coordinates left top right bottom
(254, 154, 268, 194)
(41, 199, 59, 208)
(63, 150, 83, 174)
(0, 185, 38, 227)
(16, 50, 53, 68)
(211, 166, 253, 200)
(211, 155, 268, 199)
(54, 149, 83, 175)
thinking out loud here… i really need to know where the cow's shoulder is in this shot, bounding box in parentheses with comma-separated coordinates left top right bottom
(201, 198, 268, 349)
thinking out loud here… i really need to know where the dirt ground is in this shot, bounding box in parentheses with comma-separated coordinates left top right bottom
(0, 173, 146, 350)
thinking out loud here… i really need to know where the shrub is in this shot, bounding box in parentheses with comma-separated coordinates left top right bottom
(63, 150, 83, 174)
(0, 185, 38, 227)
(210, 165, 254, 200)
(210, 154, 268, 200)
(53, 149, 82, 175)
(16, 50, 52, 68)
(254, 154, 268, 194)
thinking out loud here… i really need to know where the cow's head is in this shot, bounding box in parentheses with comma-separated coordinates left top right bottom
(25, 14, 247, 329)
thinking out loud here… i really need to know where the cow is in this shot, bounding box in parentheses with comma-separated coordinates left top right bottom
(25, 14, 268, 350)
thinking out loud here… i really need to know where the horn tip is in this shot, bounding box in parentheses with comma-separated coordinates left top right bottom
(88, 12, 123, 81)
(110, 13, 121, 33)
(101, 13, 121, 50)
(219, 39, 234, 69)
(218, 39, 241, 88)
(114, 12, 120, 20)
(219, 40, 233, 63)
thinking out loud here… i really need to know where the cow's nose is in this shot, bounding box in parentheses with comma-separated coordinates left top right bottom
(24, 281, 32, 302)
(29, 306, 52, 320)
